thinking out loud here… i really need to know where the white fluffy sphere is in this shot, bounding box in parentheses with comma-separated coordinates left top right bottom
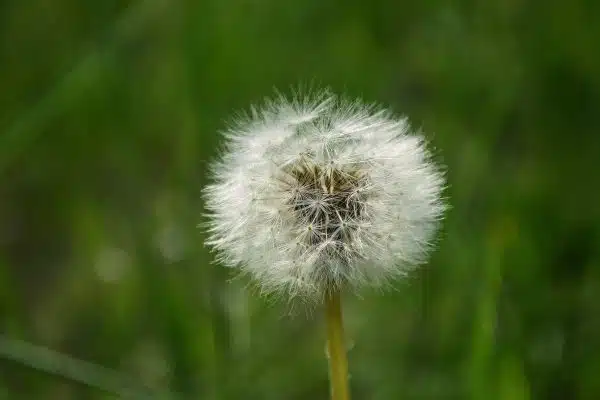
(202, 90, 447, 301)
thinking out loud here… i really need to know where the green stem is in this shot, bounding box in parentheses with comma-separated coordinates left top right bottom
(325, 290, 350, 400)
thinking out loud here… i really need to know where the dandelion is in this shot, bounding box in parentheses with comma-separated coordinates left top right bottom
(202, 88, 447, 400)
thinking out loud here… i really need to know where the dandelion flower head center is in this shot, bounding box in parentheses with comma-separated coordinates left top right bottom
(282, 151, 367, 252)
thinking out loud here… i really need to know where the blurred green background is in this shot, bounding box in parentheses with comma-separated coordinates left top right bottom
(1, 0, 600, 399)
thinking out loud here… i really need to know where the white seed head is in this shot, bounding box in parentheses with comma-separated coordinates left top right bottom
(202, 89, 447, 301)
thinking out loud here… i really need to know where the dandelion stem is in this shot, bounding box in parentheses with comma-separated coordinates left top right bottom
(325, 290, 350, 400)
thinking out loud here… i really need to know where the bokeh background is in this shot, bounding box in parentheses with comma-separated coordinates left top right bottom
(1, 0, 600, 399)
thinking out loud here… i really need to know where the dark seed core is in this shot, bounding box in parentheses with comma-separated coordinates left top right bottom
(284, 160, 368, 247)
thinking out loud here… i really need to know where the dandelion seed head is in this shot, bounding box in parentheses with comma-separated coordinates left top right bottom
(202, 89, 447, 301)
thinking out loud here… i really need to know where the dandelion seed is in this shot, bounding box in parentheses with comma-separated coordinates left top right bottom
(202, 88, 447, 301)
